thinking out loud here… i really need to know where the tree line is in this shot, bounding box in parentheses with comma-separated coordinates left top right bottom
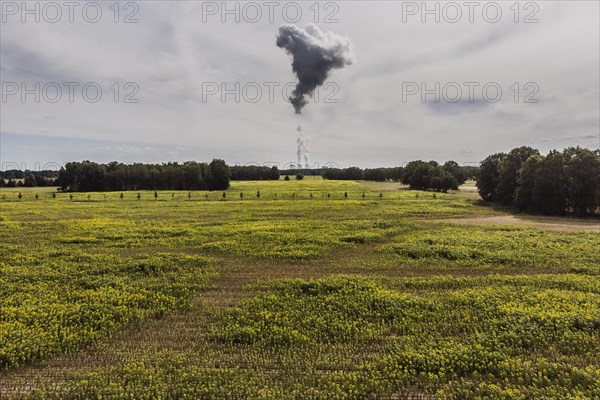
(322, 167, 404, 182)
(322, 162, 469, 192)
(4, 146, 596, 216)
(0, 169, 59, 180)
(1, 162, 472, 193)
(1, 163, 285, 191)
(0, 175, 54, 187)
(55, 160, 231, 191)
(0, 170, 58, 187)
(477, 146, 600, 216)
(400, 160, 466, 192)
(230, 165, 280, 181)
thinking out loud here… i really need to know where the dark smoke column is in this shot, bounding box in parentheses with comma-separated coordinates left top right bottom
(276, 24, 355, 114)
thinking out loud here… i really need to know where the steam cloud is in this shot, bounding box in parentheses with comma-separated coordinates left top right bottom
(296, 125, 310, 167)
(276, 24, 355, 114)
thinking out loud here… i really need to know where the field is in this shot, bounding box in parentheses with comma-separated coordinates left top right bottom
(1, 180, 599, 399)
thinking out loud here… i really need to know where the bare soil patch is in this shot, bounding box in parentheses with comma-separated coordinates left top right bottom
(437, 215, 599, 232)
(365, 182, 408, 191)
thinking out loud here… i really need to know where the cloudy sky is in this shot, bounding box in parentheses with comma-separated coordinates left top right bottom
(1, 0, 598, 169)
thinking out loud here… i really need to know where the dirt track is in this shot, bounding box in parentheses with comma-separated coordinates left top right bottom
(439, 215, 600, 232)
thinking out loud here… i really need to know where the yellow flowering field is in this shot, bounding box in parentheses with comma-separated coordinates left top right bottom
(0, 180, 598, 398)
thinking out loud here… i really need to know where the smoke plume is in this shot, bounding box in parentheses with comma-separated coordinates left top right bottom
(296, 125, 310, 167)
(276, 24, 354, 114)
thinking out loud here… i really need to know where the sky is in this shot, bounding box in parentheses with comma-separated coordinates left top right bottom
(1, 0, 599, 169)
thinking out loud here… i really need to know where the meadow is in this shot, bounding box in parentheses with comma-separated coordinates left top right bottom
(0, 180, 598, 399)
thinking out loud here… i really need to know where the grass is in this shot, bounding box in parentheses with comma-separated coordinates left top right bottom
(0, 180, 598, 399)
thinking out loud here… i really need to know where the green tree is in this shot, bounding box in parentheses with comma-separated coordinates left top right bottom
(208, 159, 230, 190)
(497, 146, 540, 205)
(443, 161, 466, 185)
(516, 154, 543, 212)
(440, 172, 459, 192)
(402, 160, 434, 190)
(428, 166, 459, 192)
(430, 176, 442, 192)
(532, 151, 566, 215)
(477, 153, 506, 202)
(57, 161, 106, 192)
(23, 174, 37, 187)
(563, 147, 600, 216)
